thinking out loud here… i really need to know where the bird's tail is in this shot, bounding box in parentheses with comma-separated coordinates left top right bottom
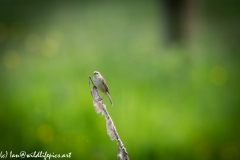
(105, 92, 113, 106)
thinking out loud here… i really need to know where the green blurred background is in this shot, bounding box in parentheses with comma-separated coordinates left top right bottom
(0, 0, 240, 159)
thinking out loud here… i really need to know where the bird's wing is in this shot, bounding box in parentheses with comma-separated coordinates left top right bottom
(101, 78, 110, 94)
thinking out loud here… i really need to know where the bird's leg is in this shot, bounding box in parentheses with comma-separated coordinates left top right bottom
(99, 93, 106, 101)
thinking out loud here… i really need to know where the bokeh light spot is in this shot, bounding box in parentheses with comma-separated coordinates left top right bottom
(10, 22, 24, 40)
(209, 66, 228, 86)
(46, 38, 59, 49)
(48, 30, 64, 41)
(41, 38, 59, 57)
(24, 34, 42, 52)
(3, 50, 21, 69)
(0, 23, 8, 41)
(37, 124, 54, 143)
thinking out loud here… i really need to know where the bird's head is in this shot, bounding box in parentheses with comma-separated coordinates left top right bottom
(93, 71, 100, 77)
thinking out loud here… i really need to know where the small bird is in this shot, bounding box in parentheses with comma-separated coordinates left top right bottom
(93, 71, 113, 106)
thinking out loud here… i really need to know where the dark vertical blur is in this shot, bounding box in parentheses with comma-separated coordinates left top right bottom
(160, 0, 240, 55)
(161, 0, 185, 45)
(161, 0, 199, 46)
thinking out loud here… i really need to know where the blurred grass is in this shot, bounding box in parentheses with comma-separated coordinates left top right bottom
(0, 1, 240, 160)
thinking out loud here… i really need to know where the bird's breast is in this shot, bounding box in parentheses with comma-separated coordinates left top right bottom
(93, 78, 105, 92)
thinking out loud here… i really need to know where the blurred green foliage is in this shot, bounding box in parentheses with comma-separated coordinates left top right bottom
(0, 1, 240, 160)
